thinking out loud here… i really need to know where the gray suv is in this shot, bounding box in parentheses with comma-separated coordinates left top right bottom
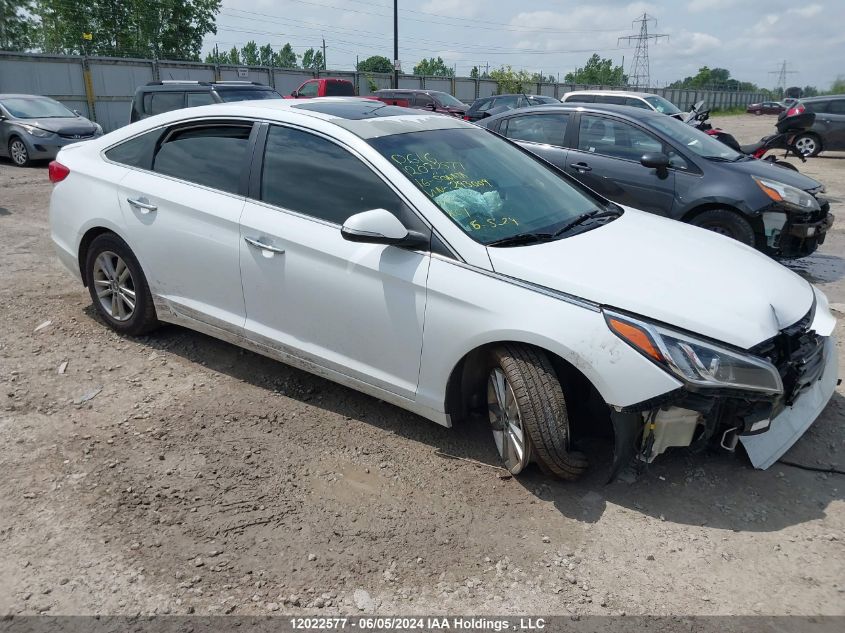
(792, 96, 845, 157)
(0, 94, 102, 167)
(130, 81, 282, 123)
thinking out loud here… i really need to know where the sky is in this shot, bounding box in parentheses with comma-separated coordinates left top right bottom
(204, 0, 844, 90)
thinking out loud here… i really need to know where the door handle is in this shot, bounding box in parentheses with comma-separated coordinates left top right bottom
(127, 196, 157, 213)
(244, 236, 285, 254)
(571, 162, 592, 172)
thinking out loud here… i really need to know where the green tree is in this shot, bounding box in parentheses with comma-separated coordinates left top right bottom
(831, 77, 845, 95)
(413, 56, 453, 77)
(34, 0, 221, 60)
(564, 54, 625, 85)
(227, 46, 240, 65)
(801, 85, 819, 97)
(274, 43, 297, 68)
(258, 43, 274, 66)
(1, 0, 38, 50)
(240, 40, 259, 65)
(301, 47, 324, 71)
(489, 65, 533, 94)
(357, 55, 392, 74)
(470, 66, 479, 79)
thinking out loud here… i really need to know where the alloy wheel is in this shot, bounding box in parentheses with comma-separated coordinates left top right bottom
(9, 140, 28, 166)
(92, 251, 136, 322)
(487, 367, 531, 473)
(795, 136, 817, 156)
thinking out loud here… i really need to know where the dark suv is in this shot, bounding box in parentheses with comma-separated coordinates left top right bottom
(792, 96, 845, 157)
(464, 93, 559, 122)
(478, 103, 832, 258)
(372, 89, 467, 117)
(130, 81, 282, 123)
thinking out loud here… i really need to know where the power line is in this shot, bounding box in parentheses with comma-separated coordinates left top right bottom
(617, 13, 668, 89)
(769, 60, 798, 93)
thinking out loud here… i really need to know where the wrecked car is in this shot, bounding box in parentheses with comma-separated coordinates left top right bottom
(478, 102, 833, 259)
(48, 98, 837, 481)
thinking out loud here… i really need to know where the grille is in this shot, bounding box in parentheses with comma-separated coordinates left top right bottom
(58, 131, 95, 140)
(751, 306, 825, 406)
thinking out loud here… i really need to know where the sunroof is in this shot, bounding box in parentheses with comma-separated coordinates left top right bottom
(291, 100, 416, 120)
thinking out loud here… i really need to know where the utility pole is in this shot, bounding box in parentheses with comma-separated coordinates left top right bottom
(769, 60, 797, 96)
(618, 13, 668, 89)
(393, 0, 399, 89)
(322, 37, 326, 72)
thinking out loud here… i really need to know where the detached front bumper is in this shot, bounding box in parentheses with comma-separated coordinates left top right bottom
(778, 212, 835, 258)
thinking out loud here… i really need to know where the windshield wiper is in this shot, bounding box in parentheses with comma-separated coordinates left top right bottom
(552, 208, 621, 237)
(486, 232, 555, 247)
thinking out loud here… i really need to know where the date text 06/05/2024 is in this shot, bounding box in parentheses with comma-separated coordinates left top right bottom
(289, 616, 547, 630)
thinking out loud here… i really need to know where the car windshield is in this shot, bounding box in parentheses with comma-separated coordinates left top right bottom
(432, 92, 465, 108)
(216, 88, 282, 103)
(369, 128, 605, 245)
(644, 95, 681, 115)
(649, 114, 742, 161)
(1, 97, 76, 118)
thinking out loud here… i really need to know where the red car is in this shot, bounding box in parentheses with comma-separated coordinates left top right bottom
(286, 78, 356, 99)
(372, 89, 467, 117)
(746, 101, 786, 115)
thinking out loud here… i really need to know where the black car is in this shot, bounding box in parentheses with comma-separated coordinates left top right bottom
(130, 81, 282, 123)
(464, 93, 559, 122)
(478, 103, 832, 258)
(792, 96, 845, 157)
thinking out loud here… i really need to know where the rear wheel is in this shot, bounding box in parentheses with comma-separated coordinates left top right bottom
(487, 344, 587, 480)
(689, 209, 756, 247)
(794, 133, 821, 157)
(84, 233, 158, 336)
(8, 137, 30, 167)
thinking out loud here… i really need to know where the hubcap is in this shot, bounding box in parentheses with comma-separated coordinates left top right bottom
(706, 225, 732, 237)
(487, 368, 530, 474)
(10, 140, 27, 165)
(93, 251, 136, 322)
(795, 137, 816, 155)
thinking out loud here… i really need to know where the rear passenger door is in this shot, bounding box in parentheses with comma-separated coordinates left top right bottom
(497, 112, 570, 168)
(564, 113, 676, 216)
(115, 120, 256, 332)
(816, 99, 845, 150)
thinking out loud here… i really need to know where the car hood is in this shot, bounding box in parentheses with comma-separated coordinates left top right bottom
(723, 156, 823, 191)
(486, 208, 814, 349)
(20, 117, 96, 134)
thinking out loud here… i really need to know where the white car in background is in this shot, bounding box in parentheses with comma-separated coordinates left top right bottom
(47, 98, 837, 480)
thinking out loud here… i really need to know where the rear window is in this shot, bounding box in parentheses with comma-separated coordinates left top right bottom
(325, 81, 355, 97)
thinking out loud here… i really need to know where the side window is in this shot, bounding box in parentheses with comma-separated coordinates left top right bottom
(476, 99, 494, 113)
(602, 95, 626, 105)
(142, 93, 153, 115)
(566, 94, 593, 103)
(105, 128, 162, 170)
(261, 125, 403, 224)
(415, 93, 435, 107)
(186, 92, 215, 107)
(150, 92, 185, 116)
(625, 97, 651, 109)
(809, 100, 829, 113)
(298, 81, 319, 97)
(577, 115, 663, 161)
(828, 100, 845, 114)
(492, 95, 520, 110)
(505, 113, 569, 146)
(152, 124, 252, 194)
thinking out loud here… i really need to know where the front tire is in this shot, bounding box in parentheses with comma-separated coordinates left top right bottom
(689, 209, 756, 247)
(794, 133, 821, 157)
(8, 137, 30, 167)
(84, 233, 158, 336)
(487, 344, 587, 480)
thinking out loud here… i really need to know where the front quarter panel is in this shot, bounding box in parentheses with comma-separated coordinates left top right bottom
(416, 257, 684, 415)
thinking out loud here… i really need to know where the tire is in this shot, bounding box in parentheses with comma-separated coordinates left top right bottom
(84, 233, 158, 336)
(774, 160, 799, 172)
(753, 109, 762, 116)
(794, 133, 821, 157)
(487, 344, 587, 480)
(689, 209, 756, 247)
(8, 137, 30, 167)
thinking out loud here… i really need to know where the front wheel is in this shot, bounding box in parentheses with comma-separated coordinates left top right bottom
(487, 344, 587, 480)
(8, 137, 30, 167)
(689, 209, 756, 247)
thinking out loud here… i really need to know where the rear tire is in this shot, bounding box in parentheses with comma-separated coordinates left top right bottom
(689, 209, 756, 247)
(8, 137, 30, 167)
(487, 344, 587, 480)
(84, 233, 158, 336)
(794, 133, 821, 157)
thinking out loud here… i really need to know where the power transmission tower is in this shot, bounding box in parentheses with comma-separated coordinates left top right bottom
(618, 13, 668, 89)
(769, 60, 797, 96)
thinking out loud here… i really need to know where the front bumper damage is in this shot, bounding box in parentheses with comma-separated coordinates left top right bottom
(609, 306, 838, 478)
(761, 193, 834, 258)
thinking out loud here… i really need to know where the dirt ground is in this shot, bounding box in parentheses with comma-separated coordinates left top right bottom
(0, 114, 843, 618)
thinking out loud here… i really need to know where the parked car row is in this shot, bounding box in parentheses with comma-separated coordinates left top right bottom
(46, 96, 837, 483)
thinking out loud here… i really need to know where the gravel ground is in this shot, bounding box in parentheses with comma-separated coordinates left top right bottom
(0, 114, 843, 617)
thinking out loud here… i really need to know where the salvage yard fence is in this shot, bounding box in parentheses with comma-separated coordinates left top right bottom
(0, 51, 767, 133)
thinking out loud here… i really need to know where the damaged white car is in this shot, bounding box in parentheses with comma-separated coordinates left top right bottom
(48, 98, 837, 480)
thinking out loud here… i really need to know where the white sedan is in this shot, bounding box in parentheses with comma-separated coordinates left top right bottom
(48, 98, 837, 479)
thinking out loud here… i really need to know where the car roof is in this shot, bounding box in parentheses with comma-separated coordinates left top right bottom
(139, 97, 472, 139)
(139, 82, 275, 92)
(375, 89, 443, 94)
(562, 90, 656, 98)
(0, 93, 58, 99)
(479, 102, 664, 122)
(801, 95, 845, 102)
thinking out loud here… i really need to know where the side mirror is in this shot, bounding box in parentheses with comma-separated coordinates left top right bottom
(341, 209, 427, 248)
(290, 90, 298, 98)
(641, 152, 671, 170)
(73, 109, 81, 116)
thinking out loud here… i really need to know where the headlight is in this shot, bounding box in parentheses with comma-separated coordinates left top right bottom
(22, 125, 52, 138)
(753, 176, 820, 212)
(604, 310, 783, 394)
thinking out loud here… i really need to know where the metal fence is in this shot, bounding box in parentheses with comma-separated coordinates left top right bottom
(0, 51, 767, 132)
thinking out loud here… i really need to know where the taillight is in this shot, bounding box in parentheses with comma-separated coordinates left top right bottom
(786, 103, 805, 117)
(463, 115, 470, 120)
(48, 161, 69, 183)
